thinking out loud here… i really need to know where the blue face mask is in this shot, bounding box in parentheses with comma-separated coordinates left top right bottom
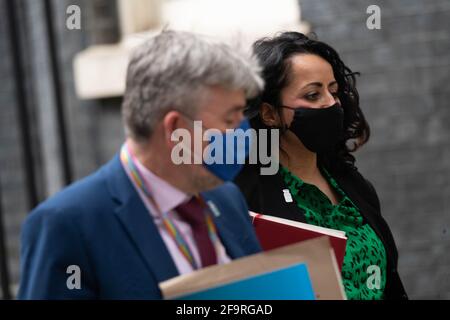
(179, 115, 252, 181)
(203, 118, 252, 181)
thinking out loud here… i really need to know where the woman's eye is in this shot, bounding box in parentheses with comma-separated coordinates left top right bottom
(305, 93, 319, 100)
(331, 92, 339, 98)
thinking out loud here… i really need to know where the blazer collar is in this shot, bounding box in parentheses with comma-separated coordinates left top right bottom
(104, 154, 244, 283)
(201, 196, 248, 259)
(105, 154, 179, 283)
(258, 168, 307, 223)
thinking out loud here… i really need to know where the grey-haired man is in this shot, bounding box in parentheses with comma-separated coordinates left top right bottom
(19, 30, 264, 299)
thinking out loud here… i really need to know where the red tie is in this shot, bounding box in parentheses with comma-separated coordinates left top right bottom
(176, 197, 217, 268)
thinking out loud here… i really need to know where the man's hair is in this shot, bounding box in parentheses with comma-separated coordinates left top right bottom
(122, 30, 264, 142)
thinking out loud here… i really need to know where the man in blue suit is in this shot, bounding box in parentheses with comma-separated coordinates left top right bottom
(18, 30, 264, 299)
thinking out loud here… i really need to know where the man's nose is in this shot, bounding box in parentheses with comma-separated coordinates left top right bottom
(237, 112, 245, 123)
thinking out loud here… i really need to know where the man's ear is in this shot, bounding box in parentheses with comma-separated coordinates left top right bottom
(260, 103, 281, 127)
(162, 111, 184, 148)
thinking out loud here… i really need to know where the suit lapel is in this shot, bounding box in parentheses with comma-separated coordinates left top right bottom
(105, 155, 179, 283)
(259, 171, 307, 223)
(105, 153, 254, 278)
(202, 197, 247, 259)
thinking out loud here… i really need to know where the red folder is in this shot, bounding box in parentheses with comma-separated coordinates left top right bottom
(250, 212, 347, 271)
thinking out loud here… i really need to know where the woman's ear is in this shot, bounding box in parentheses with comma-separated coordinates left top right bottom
(260, 103, 281, 127)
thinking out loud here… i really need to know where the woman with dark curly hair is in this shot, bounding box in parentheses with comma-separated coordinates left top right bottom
(235, 32, 407, 300)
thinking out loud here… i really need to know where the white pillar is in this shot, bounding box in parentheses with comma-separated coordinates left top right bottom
(117, 0, 163, 37)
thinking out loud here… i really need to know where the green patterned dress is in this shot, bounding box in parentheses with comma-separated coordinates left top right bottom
(280, 166, 387, 300)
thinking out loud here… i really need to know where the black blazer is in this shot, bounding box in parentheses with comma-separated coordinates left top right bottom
(235, 162, 408, 300)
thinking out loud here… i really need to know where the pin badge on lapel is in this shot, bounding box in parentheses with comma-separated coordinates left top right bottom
(283, 189, 293, 203)
(207, 200, 221, 217)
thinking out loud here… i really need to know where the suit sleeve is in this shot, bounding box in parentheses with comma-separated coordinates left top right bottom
(18, 206, 98, 300)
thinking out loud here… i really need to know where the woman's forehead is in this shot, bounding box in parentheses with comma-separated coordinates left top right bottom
(288, 54, 335, 85)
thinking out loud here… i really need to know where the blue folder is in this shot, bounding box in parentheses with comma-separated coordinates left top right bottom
(175, 263, 315, 300)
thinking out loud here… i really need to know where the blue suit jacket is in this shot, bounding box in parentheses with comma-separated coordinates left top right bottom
(18, 154, 262, 299)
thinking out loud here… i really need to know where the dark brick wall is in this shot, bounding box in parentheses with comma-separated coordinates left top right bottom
(299, 0, 450, 299)
(0, 0, 124, 297)
(0, 0, 30, 297)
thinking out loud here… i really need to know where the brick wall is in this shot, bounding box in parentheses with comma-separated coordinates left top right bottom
(0, 0, 30, 297)
(0, 0, 124, 297)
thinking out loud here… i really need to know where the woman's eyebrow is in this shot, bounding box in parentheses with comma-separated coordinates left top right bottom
(329, 80, 338, 87)
(301, 81, 338, 90)
(302, 82, 323, 89)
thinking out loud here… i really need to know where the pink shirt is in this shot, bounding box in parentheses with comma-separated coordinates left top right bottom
(121, 146, 231, 275)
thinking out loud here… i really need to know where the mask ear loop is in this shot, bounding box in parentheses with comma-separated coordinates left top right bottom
(272, 104, 293, 168)
(275, 105, 290, 134)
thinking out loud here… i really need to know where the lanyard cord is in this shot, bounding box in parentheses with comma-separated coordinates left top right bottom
(120, 143, 219, 269)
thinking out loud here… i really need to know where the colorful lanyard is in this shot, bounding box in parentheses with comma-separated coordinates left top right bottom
(120, 143, 219, 270)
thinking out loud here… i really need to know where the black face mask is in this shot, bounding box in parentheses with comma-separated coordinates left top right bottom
(281, 103, 344, 154)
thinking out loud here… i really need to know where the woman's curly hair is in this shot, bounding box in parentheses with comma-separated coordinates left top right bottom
(247, 31, 370, 172)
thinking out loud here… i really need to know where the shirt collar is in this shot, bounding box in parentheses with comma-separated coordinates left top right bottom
(132, 153, 189, 215)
